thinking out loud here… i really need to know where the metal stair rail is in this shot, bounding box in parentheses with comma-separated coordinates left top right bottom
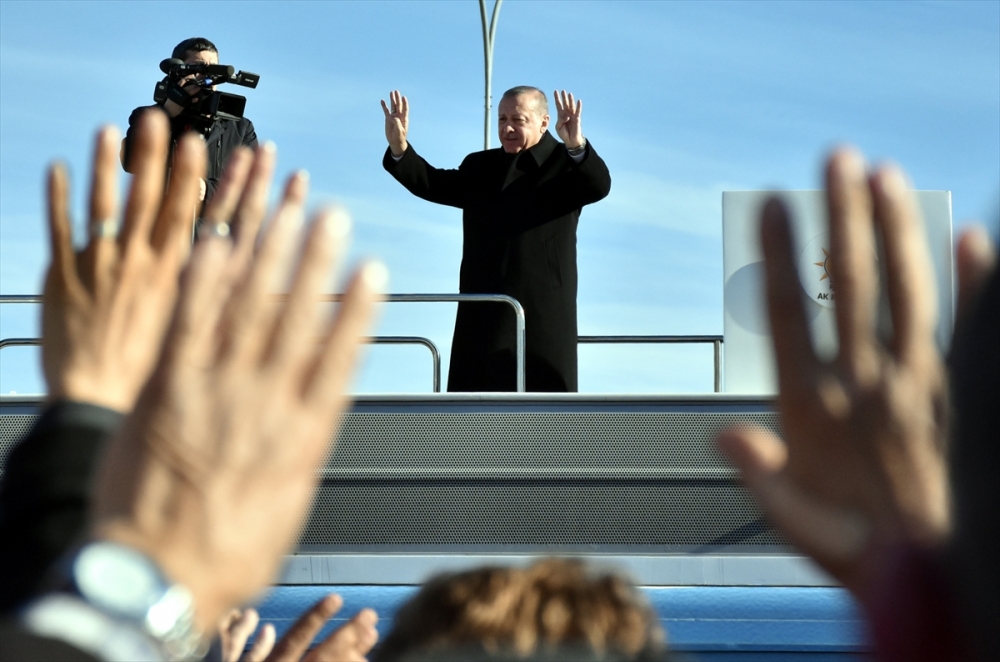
(1, 296, 724, 392)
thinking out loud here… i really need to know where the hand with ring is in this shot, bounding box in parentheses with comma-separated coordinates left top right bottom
(42, 109, 205, 412)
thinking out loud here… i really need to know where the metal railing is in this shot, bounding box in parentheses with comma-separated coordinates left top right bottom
(1, 296, 724, 392)
(0, 293, 525, 391)
(368, 336, 441, 393)
(0, 335, 443, 393)
(317, 294, 527, 392)
(579, 335, 723, 393)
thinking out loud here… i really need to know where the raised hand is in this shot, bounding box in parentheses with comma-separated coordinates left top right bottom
(218, 608, 275, 662)
(381, 90, 409, 157)
(91, 141, 386, 631)
(42, 110, 203, 413)
(218, 595, 378, 662)
(553, 89, 584, 150)
(267, 594, 378, 662)
(715, 149, 950, 600)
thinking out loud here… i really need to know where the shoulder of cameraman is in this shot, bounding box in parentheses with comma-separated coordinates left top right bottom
(236, 116, 258, 149)
(121, 105, 167, 173)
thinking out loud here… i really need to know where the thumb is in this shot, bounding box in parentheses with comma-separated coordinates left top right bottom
(716, 426, 871, 586)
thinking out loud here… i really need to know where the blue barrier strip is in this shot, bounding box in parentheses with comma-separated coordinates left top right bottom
(251, 585, 868, 654)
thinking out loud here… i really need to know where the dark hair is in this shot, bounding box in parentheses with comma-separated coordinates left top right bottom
(501, 86, 549, 117)
(375, 559, 667, 661)
(171, 37, 218, 61)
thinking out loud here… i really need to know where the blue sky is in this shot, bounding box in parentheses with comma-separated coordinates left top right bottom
(1, 0, 998, 395)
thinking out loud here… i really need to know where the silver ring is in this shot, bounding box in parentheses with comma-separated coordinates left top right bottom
(198, 221, 231, 240)
(88, 218, 119, 240)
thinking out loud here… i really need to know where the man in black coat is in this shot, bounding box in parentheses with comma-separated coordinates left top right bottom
(381, 87, 611, 392)
(123, 37, 258, 210)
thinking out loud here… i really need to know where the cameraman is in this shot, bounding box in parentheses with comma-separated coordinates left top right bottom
(123, 37, 258, 207)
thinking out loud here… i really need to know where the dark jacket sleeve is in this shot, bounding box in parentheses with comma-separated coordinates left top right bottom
(0, 618, 100, 661)
(382, 145, 468, 209)
(121, 105, 162, 173)
(0, 402, 122, 614)
(203, 117, 258, 205)
(505, 141, 612, 235)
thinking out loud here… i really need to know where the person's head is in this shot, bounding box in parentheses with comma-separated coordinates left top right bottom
(498, 87, 550, 154)
(375, 558, 667, 661)
(169, 37, 220, 92)
(171, 37, 218, 63)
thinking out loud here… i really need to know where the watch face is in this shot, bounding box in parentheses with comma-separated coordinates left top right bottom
(74, 542, 167, 618)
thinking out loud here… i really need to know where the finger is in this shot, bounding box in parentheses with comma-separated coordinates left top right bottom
(955, 225, 996, 321)
(401, 94, 408, 120)
(224, 609, 260, 662)
(244, 623, 275, 662)
(215, 170, 304, 368)
(166, 225, 233, 367)
(120, 109, 170, 249)
(303, 261, 386, 417)
(307, 608, 379, 662)
(869, 165, 937, 365)
(151, 132, 206, 256)
(269, 594, 343, 662)
(760, 197, 818, 402)
(263, 207, 349, 378)
(82, 126, 122, 295)
(825, 148, 879, 383)
(380, 99, 391, 119)
(716, 426, 871, 588)
(201, 147, 253, 230)
(575, 98, 582, 117)
(46, 163, 82, 296)
(230, 142, 277, 260)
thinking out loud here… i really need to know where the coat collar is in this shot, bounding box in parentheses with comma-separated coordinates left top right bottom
(501, 132, 558, 190)
(523, 131, 558, 167)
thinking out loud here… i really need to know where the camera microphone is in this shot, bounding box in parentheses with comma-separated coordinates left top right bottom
(160, 58, 185, 74)
(159, 58, 236, 79)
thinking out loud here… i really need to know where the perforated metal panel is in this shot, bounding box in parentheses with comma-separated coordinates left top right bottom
(1, 397, 784, 548)
(0, 414, 34, 470)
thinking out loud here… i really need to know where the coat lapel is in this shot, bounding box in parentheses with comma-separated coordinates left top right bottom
(501, 132, 558, 191)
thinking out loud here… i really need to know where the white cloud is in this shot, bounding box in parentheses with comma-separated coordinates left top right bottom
(593, 171, 742, 238)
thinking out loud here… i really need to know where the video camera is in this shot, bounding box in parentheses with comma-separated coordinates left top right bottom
(154, 58, 260, 135)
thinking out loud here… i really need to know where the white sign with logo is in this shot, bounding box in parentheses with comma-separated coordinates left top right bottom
(721, 190, 953, 394)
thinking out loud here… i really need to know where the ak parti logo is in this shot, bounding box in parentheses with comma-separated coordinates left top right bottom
(798, 233, 835, 308)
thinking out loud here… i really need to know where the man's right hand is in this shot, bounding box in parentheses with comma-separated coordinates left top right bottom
(163, 79, 203, 118)
(381, 90, 409, 157)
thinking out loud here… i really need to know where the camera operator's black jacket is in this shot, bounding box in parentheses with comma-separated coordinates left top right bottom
(123, 105, 258, 209)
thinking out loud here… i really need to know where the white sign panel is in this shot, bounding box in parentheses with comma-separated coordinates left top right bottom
(722, 190, 953, 394)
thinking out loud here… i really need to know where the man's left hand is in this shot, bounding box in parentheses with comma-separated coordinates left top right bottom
(554, 90, 585, 150)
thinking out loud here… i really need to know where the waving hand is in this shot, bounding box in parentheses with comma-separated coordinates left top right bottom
(553, 90, 585, 150)
(381, 90, 409, 157)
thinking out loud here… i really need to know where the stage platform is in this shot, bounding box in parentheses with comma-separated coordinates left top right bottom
(0, 395, 869, 660)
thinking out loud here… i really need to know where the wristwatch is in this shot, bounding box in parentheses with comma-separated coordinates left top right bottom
(567, 139, 588, 157)
(22, 541, 205, 661)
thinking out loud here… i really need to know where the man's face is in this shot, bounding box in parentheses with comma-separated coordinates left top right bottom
(497, 94, 549, 154)
(179, 49, 219, 95)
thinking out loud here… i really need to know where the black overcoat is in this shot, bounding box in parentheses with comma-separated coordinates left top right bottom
(383, 132, 611, 392)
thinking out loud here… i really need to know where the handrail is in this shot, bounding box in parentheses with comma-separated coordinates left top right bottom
(0, 293, 527, 392)
(579, 335, 723, 393)
(0, 298, 723, 392)
(367, 336, 441, 393)
(0, 336, 443, 393)
(318, 294, 527, 393)
(0, 295, 42, 303)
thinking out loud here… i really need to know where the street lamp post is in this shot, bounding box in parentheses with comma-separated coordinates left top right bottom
(479, 0, 503, 150)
